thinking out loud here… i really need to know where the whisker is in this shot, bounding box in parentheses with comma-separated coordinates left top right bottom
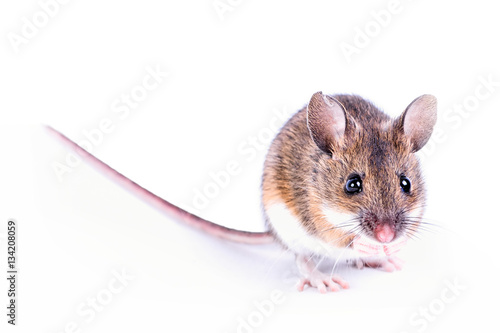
(329, 232, 362, 277)
(402, 218, 452, 235)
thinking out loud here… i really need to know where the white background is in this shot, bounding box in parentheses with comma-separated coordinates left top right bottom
(1, 0, 499, 332)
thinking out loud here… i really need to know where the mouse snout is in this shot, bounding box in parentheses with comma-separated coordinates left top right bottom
(362, 212, 400, 243)
(374, 223, 395, 243)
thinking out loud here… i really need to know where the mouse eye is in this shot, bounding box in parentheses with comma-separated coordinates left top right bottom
(400, 176, 411, 193)
(345, 175, 362, 194)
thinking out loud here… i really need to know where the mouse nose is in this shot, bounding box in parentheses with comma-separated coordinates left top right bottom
(374, 224, 395, 243)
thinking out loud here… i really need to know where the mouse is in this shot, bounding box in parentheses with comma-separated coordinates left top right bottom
(262, 92, 437, 292)
(46, 91, 437, 293)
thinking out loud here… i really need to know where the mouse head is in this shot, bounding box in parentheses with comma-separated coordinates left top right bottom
(307, 92, 437, 244)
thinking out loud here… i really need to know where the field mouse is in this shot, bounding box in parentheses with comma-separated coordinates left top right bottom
(46, 91, 437, 293)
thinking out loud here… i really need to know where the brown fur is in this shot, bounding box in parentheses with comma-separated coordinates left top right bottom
(262, 94, 431, 248)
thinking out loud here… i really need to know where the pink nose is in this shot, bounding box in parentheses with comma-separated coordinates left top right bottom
(375, 224, 395, 243)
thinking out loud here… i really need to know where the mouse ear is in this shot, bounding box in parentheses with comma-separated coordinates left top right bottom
(307, 91, 347, 155)
(398, 94, 437, 152)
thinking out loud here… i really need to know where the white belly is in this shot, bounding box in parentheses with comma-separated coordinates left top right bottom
(265, 202, 359, 260)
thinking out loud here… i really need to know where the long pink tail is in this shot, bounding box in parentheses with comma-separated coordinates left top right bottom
(45, 126, 274, 245)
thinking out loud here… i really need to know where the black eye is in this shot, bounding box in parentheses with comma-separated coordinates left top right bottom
(345, 175, 362, 194)
(400, 176, 411, 193)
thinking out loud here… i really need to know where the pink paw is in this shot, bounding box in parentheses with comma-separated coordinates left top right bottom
(352, 236, 407, 256)
(359, 256, 405, 272)
(296, 272, 350, 294)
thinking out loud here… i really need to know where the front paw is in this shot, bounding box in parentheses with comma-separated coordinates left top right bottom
(355, 256, 405, 272)
(296, 271, 350, 294)
(295, 254, 350, 293)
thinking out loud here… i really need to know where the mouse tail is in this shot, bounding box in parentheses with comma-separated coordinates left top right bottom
(45, 126, 274, 245)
